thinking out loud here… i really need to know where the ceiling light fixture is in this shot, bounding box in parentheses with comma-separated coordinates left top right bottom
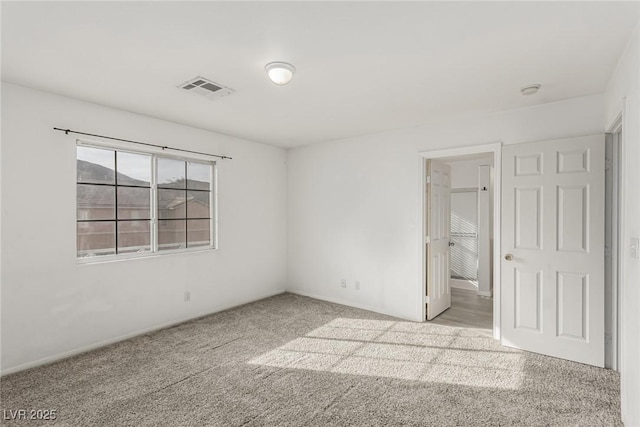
(265, 62, 296, 85)
(521, 84, 541, 96)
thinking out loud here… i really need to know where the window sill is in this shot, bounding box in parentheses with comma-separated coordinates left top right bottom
(76, 246, 217, 265)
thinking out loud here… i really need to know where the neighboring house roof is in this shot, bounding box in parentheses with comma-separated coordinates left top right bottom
(77, 160, 209, 209)
(164, 197, 209, 210)
(77, 159, 149, 187)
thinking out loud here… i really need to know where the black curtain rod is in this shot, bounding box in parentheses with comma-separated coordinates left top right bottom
(53, 127, 232, 160)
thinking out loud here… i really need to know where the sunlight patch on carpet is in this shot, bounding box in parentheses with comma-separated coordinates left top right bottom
(248, 318, 524, 389)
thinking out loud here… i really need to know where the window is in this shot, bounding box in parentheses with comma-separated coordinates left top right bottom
(77, 143, 215, 259)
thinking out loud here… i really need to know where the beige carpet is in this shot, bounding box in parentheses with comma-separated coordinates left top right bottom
(1, 293, 621, 426)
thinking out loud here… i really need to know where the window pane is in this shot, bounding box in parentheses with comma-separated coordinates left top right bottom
(158, 220, 186, 251)
(187, 161, 211, 190)
(187, 219, 211, 248)
(158, 189, 187, 219)
(77, 146, 115, 184)
(117, 187, 151, 219)
(187, 191, 210, 218)
(117, 221, 151, 254)
(77, 221, 115, 257)
(157, 157, 185, 189)
(116, 152, 151, 186)
(77, 184, 115, 220)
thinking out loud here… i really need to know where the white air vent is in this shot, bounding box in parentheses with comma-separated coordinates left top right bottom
(178, 76, 235, 100)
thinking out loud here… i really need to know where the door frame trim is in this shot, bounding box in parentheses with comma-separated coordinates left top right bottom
(419, 142, 502, 339)
(606, 113, 624, 372)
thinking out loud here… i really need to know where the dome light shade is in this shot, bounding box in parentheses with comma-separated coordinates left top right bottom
(265, 62, 296, 85)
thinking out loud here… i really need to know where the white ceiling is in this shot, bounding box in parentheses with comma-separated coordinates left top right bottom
(2, 2, 638, 148)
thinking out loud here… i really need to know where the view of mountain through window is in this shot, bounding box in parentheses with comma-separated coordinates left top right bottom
(77, 145, 214, 259)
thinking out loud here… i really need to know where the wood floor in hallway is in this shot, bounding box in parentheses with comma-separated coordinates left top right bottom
(428, 287, 493, 329)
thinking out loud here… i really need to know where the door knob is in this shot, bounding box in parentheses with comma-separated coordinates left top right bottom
(504, 254, 513, 261)
(448, 241, 455, 247)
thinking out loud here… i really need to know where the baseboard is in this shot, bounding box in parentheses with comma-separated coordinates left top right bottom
(450, 278, 479, 292)
(477, 291, 492, 298)
(287, 289, 421, 322)
(1, 288, 286, 377)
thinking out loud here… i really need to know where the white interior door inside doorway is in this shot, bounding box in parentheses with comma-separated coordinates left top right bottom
(501, 135, 605, 367)
(426, 159, 452, 320)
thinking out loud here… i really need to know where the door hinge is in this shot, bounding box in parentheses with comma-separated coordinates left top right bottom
(425, 296, 430, 304)
(426, 176, 431, 184)
(605, 159, 613, 171)
(425, 236, 431, 244)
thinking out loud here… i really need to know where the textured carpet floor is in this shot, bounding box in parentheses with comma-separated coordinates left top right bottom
(1, 293, 620, 426)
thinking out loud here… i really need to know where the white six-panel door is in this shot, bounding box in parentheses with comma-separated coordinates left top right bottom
(427, 159, 452, 320)
(501, 135, 605, 367)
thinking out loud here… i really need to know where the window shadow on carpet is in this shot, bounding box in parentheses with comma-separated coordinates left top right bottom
(248, 318, 524, 389)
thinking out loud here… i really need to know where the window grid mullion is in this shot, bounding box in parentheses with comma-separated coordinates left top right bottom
(151, 217, 210, 221)
(79, 218, 155, 222)
(211, 164, 216, 249)
(184, 162, 188, 248)
(79, 182, 150, 189)
(114, 151, 119, 254)
(152, 155, 158, 254)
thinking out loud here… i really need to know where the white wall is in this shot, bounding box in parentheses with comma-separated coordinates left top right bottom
(448, 157, 493, 189)
(604, 24, 640, 427)
(287, 94, 604, 321)
(0, 83, 287, 374)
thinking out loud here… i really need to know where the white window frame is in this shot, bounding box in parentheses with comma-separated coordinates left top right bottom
(76, 138, 217, 263)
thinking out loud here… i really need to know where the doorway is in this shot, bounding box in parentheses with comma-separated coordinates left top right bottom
(420, 143, 502, 337)
(426, 153, 495, 329)
(446, 154, 494, 329)
(421, 136, 620, 369)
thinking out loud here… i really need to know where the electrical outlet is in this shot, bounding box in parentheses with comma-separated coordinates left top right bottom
(341, 279, 347, 288)
(355, 281, 360, 290)
(184, 291, 191, 302)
